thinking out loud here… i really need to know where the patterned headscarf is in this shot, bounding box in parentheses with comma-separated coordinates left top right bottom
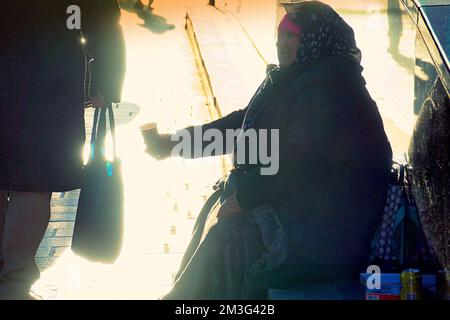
(280, 1, 362, 66)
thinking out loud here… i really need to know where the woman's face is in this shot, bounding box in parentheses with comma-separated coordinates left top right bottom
(277, 30, 300, 68)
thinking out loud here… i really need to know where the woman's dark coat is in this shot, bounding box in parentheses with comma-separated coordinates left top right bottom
(0, 0, 126, 192)
(166, 56, 393, 299)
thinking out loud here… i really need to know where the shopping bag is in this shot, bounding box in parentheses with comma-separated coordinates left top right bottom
(72, 105, 124, 263)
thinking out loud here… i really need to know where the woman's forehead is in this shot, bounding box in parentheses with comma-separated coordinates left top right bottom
(278, 30, 299, 36)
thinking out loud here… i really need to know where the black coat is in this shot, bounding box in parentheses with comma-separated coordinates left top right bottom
(181, 56, 393, 279)
(0, 0, 126, 192)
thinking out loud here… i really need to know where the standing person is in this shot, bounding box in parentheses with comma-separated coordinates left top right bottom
(147, 1, 392, 299)
(0, 0, 126, 300)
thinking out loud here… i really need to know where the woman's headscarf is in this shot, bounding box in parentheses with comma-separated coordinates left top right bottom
(280, 1, 362, 67)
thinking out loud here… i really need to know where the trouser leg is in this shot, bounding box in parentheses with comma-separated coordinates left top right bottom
(0, 191, 52, 299)
(0, 191, 9, 273)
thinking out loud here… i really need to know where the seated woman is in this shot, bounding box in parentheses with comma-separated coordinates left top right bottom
(146, 1, 392, 299)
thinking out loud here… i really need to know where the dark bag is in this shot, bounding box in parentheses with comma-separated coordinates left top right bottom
(369, 160, 439, 273)
(72, 105, 124, 263)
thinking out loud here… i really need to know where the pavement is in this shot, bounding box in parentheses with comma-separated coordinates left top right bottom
(32, 0, 419, 299)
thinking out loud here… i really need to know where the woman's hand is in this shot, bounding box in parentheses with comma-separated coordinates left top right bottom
(145, 133, 173, 161)
(217, 193, 244, 219)
(84, 94, 105, 109)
